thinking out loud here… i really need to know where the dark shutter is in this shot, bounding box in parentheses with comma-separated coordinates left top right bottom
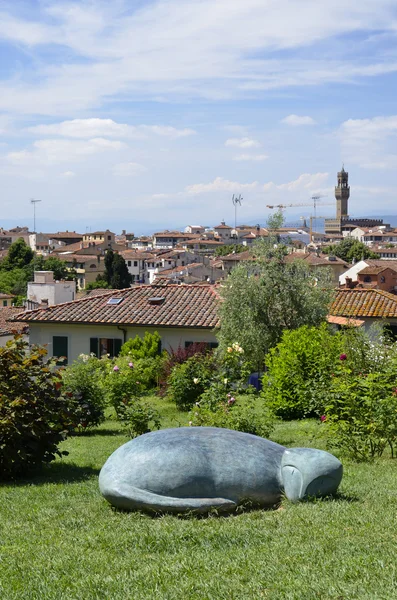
(90, 338, 99, 357)
(114, 339, 122, 357)
(53, 336, 68, 365)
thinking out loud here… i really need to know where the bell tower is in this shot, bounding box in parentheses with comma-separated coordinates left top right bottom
(335, 165, 350, 220)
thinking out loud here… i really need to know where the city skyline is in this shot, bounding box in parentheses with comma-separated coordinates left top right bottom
(1, 1, 397, 233)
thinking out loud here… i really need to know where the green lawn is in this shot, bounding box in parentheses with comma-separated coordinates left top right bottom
(1, 402, 397, 599)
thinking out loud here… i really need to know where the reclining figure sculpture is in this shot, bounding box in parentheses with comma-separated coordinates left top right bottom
(99, 427, 343, 514)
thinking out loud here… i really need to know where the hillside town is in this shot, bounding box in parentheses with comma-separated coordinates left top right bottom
(2, 167, 397, 354)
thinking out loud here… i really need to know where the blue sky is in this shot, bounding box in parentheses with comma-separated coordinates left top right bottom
(1, 0, 397, 234)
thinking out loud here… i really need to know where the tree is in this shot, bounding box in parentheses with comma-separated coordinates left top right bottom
(322, 238, 377, 263)
(0, 238, 33, 271)
(103, 250, 132, 289)
(86, 279, 110, 290)
(214, 244, 246, 257)
(28, 255, 70, 281)
(217, 212, 333, 369)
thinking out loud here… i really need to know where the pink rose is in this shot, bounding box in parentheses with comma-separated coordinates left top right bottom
(113, 365, 119, 372)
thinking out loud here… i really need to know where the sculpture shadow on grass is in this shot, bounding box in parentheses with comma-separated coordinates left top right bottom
(5, 463, 100, 487)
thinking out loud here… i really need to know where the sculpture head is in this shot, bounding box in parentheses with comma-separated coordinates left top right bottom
(280, 448, 343, 502)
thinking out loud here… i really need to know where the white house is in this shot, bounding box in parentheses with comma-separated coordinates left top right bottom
(12, 284, 220, 363)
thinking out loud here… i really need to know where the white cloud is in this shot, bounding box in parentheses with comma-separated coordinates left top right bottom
(1, 1, 396, 113)
(6, 137, 126, 166)
(225, 137, 261, 149)
(140, 125, 196, 138)
(263, 173, 329, 192)
(60, 170, 75, 178)
(281, 115, 317, 126)
(339, 115, 397, 169)
(233, 154, 268, 162)
(185, 177, 258, 195)
(112, 162, 147, 177)
(27, 118, 196, 139)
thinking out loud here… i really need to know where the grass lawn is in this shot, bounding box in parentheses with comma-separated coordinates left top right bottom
(1, 399, 397, 599)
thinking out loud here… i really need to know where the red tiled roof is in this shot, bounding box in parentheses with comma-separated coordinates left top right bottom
(49, 232, 83, 240)
(285, 253, 348, 267)
(358, 265, 395, 275)
(12, 284, 220, 329)
(214, 223, 232, 229)
(0, 293, 15, 299)
(0, 307, 28, 336)
(330, 289, 397, 318)
(221, 250, 253, 261)
(327, 315, 365, 327)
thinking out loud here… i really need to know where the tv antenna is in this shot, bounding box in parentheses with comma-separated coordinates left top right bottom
(232, 194, 242, 230)
(30, 198, 42, 233)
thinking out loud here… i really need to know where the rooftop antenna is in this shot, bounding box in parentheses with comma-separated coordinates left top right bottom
(30, 198, 42, 233)
(232, 193, 242, 228)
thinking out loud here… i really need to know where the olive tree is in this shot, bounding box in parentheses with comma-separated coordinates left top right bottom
(217, 213, 334, 369)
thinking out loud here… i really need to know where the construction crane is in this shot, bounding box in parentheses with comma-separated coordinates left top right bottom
(300, 215, 330, 243)
(267, 195, 333, 243)
(266, 199, 333, 210)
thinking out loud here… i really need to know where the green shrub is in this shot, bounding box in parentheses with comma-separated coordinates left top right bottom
(116, 399, 161, 438)
(130, 356, 164, 391)
(104, 358, 143, 417)
(0, 338, 74, 478)
(323, 353, 397, 460)
(190, 384, 274, 437)
(120, 331, 162, 360)
(262, 324, 342, 419)
(62, 355, 106, 430)
(168, 352, 217, 410)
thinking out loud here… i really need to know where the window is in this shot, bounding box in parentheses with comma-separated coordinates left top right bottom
(185, 341, 218, 349)
(3, 300, 7, 306)
(127, 261, 132, 267)
(364, 276, 371, 283)
(53, 336, 68, 365)
(380, 276, 386, 283)
(90, 338, 122, 358)
(134, 261, 138, 267)
(107, 235, 111, 241)
(90, 264, 96, 268)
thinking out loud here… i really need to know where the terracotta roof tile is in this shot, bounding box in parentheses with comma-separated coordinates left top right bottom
(0, 307, 29, 336)
(12, 284, 220, 329)
(330, 289, 397, 318)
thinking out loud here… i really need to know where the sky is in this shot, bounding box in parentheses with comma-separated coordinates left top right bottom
(1, 0, 397, 235)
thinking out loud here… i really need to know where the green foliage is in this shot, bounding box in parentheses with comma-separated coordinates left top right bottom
(61, 355, 106, 430)
(0, 337, 73, 478)
(129, 357, 164, 390)
(103, 249, 132, 289)
(321, 334, 397, 460)
(190, 386, 274, 437)
(33, 255, 71, 281)
(103, 356, 161, 436)
(167, 352, 217, 410)
(322, 237, 377, 263)
(116, 399, 161, 438)
(86, 279, 110, 290)
(324, 369, 397, 461)
(217, 230, 333, 368)
(214, 244, 246, 257)
(262, 324, 343, 419)
(0, 238, 33, 271)
(0, 267, 29, 296)
(120, 331, 162, 359)
(104, 359, 143, 416)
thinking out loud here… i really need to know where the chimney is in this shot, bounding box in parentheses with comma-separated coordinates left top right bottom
(345, 277, 353, 289)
